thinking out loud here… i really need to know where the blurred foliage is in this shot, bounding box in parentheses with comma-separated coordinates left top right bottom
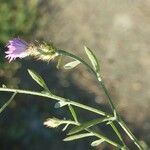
(0, 0, 38, 42)
(0, 0, 39, 87)
(0, 62, 20, 88)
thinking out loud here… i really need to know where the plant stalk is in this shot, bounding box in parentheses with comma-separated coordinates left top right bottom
(57, 49, 143, 150)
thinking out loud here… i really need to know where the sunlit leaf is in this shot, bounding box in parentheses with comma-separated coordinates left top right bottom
(62, 124, 69, 131)
(68, 105, 78, 122)
(64, 60, 80, 69)
(63, 133, 94, 141)
(84, 46, 100, 73)
(28, 69, 48, 90)
(121, 145, 129, 150)
(68, 117, 108, 135)
(91, 139, 105, 147)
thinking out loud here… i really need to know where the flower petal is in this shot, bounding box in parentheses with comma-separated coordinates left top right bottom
(5, 38, 28, 62)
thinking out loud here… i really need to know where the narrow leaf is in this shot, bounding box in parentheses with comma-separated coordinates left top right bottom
(62, 124, 69, 131)
(28, 69, 48, 90)
(121, 146, 129, 150)
(68, 105, 78, 122)
(84, 46, 100, 73)
(91, 139, 105, 147)
(63, 133, 94, 141)
(64, 60, 80, 69)
(68, 117, 108, 135)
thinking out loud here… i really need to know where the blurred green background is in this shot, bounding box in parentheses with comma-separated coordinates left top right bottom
(0, 0, 150, 150)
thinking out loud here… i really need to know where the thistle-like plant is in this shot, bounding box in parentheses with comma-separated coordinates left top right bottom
(0, 38, 145, 150)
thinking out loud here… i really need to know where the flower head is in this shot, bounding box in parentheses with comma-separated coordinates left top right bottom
(5, 38, 58, 62)
(5, 38, 29, 62)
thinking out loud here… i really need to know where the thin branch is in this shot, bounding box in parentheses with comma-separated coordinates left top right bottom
(0, 92, 17, 114)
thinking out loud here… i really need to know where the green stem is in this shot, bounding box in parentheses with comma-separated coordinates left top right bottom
(57, 50, 116, 114)
(110, 122, 127, 148)
(86, 128, 123, 149)
(66, 119, 123, 149)
(60, 120, 80, 126)
(56, 50, 96, 76)
(119, 120, 143, 150)
(0, 87, 109, 117)
(98, 80, 117, 114)
(98, 80, 143, 150)
(99, 79, 127, 147)
(57, 50, 143, 150)
(0, 87, 122, 149)
(0, 92, 17, 114)
(67, 105, 122, 149)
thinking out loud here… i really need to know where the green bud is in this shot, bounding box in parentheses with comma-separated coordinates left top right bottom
(27, 41, 58, 62)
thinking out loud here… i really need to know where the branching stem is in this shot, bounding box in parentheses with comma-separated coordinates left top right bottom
(57, 49, 143, 150)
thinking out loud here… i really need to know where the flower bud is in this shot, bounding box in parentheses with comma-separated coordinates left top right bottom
(43, 118, 63, 128)
(27, 42, 58, 62)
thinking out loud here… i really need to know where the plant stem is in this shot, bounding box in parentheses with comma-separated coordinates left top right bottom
(0, 87, 122, 149)
(66, 120, 123, 149)
(86, 128, 123, 149)
(119, 120, 143, 150)
(98, 80, 116, 114)
(98, 80, 143, 150)
(67, 106, 123, 149)
(0, 92, 17, 114)
(0, 87, 109, 117)
(56, 50, 96, 76)
(0, 49, 143, 149)
(57, 50, 143, 150)
(110, 122, 127, 148)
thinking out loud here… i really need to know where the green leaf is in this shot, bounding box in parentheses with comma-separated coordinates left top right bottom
(63, 133, 94, 141)
(62, 124, 69, 131)
(121, 146, 129, 150)
(91, 139, 105, 147)
(68, 117, 108, 135)
(68, 105, 78, 122)
(84, 46, 100, 73)
(64, 60, 80, 69)
(28, 69, 48, 90)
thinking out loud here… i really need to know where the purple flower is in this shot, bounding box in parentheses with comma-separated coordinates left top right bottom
(5, 38, 29, 62)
